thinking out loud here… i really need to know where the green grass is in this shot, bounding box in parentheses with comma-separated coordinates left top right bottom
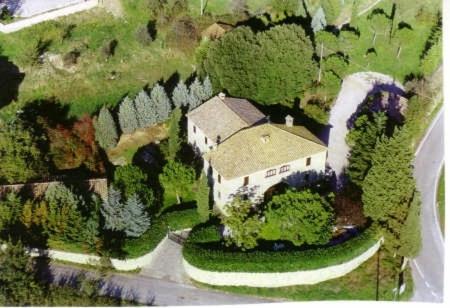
(195, 251, 413, 301)
(438, 166, 445, 235)
(47, 238, 96, 254)
(0, 1, 195, 119)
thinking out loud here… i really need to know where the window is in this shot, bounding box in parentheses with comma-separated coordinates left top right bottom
(243, 176, 249, 186)
(279, 165, 290, 173)
(218, 174, 221, 184)
(193, 125, 197, 133)
(266, 169, 276, 177)
(306, 157, 311, 166)
(204, 137, 208, 145)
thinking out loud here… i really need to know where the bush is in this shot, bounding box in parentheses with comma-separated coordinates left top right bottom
(183, 224, 379, 272)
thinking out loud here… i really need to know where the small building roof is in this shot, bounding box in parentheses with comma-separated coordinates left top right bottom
(186, 95, 266, 143)
(203, 123, 327, 179)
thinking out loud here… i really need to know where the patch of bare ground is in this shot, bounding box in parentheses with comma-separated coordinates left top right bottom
(107, 123, 168, 165)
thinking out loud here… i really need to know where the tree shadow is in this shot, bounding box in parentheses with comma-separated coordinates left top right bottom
(0, 55, 25, 108)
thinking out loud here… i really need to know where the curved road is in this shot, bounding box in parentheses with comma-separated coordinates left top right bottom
(410, 109, 444, 302)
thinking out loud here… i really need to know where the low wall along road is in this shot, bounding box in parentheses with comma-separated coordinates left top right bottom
(183, 239, 382, 288)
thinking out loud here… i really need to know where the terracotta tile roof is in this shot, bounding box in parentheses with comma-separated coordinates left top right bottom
(203, 123, 327, 180)
(186, 95, 266, 143)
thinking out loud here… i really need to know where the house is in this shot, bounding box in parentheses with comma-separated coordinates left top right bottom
(186, 94, 327, 212)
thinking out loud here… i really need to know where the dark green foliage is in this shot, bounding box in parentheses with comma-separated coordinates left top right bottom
(113, 165, 155, 208)
(0, 192, 22, 231)
(346, 112, 387, 187)
(203, 24, 316, 106)
(271, 0, 300, 15)
(183, 224, 379, 272)
(167, 107, 182, 161)
(261, 189, 334, 246)
(0, 121, 49, 184)
(0, 240, 45, 306)
(362, 128, 416, 255)
(195, 175, 211, 222)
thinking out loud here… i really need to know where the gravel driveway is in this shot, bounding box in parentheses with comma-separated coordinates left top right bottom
(323, 71, 405, 187)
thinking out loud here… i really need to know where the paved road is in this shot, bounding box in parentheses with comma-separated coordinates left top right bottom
(410, 109, 444, 302)
(49, 263, 274, 306)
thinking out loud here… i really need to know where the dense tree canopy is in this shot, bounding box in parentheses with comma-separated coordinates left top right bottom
(0, 121, 48, 184)
(113, 165, 155, 209)
(203, 24, 317, 106)
(261, 189, 334, 246)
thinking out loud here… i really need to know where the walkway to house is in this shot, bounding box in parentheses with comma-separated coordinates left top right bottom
(139, 233, 191, 284)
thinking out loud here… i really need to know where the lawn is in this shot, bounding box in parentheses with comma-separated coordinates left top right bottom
(196, 251, 413, 301)
(0, 1, 196, 119)
(438, 166, 445, 235)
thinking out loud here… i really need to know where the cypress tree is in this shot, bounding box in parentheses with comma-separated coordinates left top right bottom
(167, 107, 182, 160)
(123, 194, 150, 237)
(188, 78, 204, 110)
(134, 90, 157, 128)
(362, 128, 416, 254)
(172, 80, 190, 108)
(100, 186, 125, 232)
(202, 75, 213, 99)
(94, 106, 118, 150)
(118, 96, 139, 134)
(150, 83, 171, 122)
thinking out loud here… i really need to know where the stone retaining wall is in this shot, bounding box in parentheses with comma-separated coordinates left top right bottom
(183, 239, 382, 287)
(0, 0, 98, 33)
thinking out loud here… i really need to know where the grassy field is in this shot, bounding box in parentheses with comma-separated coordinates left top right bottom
(0, 1, 196, 119)
(195, 251, 413, 301)
(438, 166, 445, 235)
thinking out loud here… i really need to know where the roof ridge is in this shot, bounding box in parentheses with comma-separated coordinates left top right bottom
(270, 123, 326, 148)
(220, 97, 251, 127)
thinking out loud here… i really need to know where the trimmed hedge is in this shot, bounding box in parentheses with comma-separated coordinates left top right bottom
(183, 224, 379, 273)
(122, 208, 201, 258)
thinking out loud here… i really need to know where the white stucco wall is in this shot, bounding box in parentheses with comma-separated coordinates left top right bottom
(211, 150, 327, 210)
(186, 117, 216, 154)
(22, 235, 168, 271)
(183, 239, 382, 287)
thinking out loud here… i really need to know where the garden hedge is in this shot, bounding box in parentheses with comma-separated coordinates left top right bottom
(183, 224, 379, 272)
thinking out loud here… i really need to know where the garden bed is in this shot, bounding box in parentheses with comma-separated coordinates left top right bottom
(183, 223, 379, 273)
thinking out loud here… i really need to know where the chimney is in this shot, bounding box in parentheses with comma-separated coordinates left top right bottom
(285, 115, 294, 127)
(218, 92, 226, 100)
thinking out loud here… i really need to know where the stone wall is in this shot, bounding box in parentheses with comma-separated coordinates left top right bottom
(182, 239, 382, 287)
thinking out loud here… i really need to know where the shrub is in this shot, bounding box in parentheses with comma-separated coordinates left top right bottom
(183, 224, 379, 272)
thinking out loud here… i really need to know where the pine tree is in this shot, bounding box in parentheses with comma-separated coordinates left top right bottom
(94, 106, 118, 150)
(167, 107, 182, 160)
(189, 77, 205, 110)
(100, 186, 125, 232)
(362, 128, 416, 254)
(202, 75, 213, 99)
(123, 194, 150, 237)
(172, 80, 190, 108)
(150, 83, 171, 122)
(20, 201, 33, 229)
(118, 96, 139, 134)
(134, 90, 157, 128)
